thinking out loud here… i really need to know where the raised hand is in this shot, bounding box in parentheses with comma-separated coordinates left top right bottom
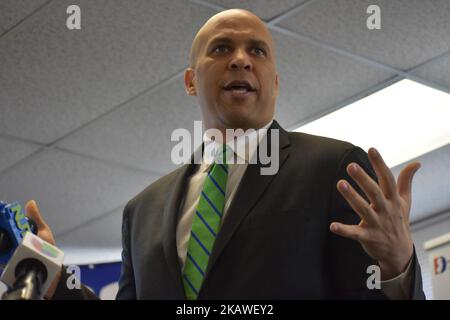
(330, 148, 421, 280)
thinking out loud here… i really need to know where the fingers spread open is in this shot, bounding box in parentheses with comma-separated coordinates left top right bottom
(337, 180, 379, 226)
(347, 162, 385, 212)
(397, 162, 421, 200)
(368, 148, 397, 199)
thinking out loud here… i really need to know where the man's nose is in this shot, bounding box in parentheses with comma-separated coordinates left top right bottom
(228, 49, 252, 71)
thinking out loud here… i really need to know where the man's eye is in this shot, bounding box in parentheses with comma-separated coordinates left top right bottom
(213, 45, 229, 54)
(252, 47, 266, 56)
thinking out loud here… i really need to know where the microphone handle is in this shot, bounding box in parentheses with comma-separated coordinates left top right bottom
(2, 258, 47, 300)
(2, 269, 42, 300)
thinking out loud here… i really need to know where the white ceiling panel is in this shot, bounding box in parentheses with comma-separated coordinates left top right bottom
(203, 0, 309, 21)
(0, 136, 41, 173)
(273, 30, 396, 128)
(0, 148, 160, 235)
(278, 0, 450, 70)
(56, 76, 202, 175)
(57, 208, 122, 249)
(411, 52, 450, 92)
(0, 0, 48, 32)
(0, 0, 215, 144)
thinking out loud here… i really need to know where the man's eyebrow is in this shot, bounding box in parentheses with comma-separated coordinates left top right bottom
(207, 37, 271, 52)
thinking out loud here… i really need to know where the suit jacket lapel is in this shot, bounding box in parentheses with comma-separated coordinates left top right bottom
(201, 120, 291, 288)
(161, 162, 196, 298)
(161, 122, 290, 298)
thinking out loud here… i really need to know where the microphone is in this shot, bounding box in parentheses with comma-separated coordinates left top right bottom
(1, 232, 64, 300)
(0, 201, 37, 268)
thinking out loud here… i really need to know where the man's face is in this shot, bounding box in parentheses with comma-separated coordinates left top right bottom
(185, 11, 279, 131)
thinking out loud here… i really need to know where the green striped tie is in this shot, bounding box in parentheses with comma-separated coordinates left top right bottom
(183, 144, 229, 299)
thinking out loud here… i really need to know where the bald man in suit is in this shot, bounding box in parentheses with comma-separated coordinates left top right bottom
(26, 9, 424, 300)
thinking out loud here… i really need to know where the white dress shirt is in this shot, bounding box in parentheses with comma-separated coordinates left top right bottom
(176, 120, 273, 270)
(174, 119, 413, 299)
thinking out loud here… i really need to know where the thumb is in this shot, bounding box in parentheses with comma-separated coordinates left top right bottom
(25, 200, 48, 231)
(397, 162, 421, 201)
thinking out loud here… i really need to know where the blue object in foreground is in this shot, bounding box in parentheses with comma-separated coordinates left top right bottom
(0, 201, 32, 267)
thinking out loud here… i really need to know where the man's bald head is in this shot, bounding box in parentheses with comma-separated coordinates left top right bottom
(189, 9, 275, 68)
(184, 8, 279, 133)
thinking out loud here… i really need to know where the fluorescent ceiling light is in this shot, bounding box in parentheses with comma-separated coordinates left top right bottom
(293, 79, 450, 168)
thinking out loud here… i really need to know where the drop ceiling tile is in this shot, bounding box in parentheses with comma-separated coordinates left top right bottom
(0, 148, 160, 235)
(204, 0, 309, 21)
(278, 0, 450, 70)
(411, 52, 450, 92)
(57, 76, 202, 175)
(0, 136, 41, 173)
(272, 30, 396, 128)
(0, 0, 216, 143)
(0, 0, 48, 31)
(57, 208, 122, 248)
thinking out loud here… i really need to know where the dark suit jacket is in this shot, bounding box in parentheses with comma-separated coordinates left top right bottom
(53, 120, 425, 299)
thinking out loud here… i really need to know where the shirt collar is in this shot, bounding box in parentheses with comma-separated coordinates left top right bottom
(201, 120, 273, 172)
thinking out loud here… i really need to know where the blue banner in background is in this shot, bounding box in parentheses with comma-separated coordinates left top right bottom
(79, 261, 122, 299)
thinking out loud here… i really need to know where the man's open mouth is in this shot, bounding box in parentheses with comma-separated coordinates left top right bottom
(223, 80, 256, 93)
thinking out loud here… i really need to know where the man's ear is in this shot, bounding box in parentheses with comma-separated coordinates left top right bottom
(184, 68, 197, 96)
